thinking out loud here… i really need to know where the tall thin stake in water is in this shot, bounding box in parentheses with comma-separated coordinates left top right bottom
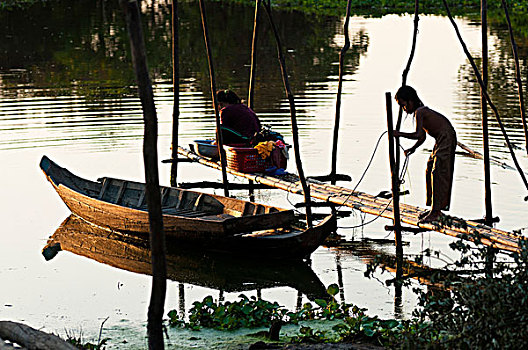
(391, 0, 418, 283)
(170, 0, 180, 187)
(481, 0, 493, 225)
(199, 0, 230, 197)
(395, 0, 419, 176)
(121, 1, 167, 348)
(330, 0, 352, 185)
(386, 92, 403, 279)
(248, 0, 262, 109)
(263, 0, 313, 227)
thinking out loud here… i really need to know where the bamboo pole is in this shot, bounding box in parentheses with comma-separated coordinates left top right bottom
(263, 0, 313, 227)
(247, 0, 262, 201)
(329, 0, 352, 185)
(500, 0, 528, 154)
(121, 1, 166, 348)
(198, 0, 230, 197)
(386, 92, 403, 278)
(481, 0, 495, 276)
(248, 0, 262, 109)
(395, 0, 419, 177)
(457, 141, 514, 169)
(441, 0, 528, 192)
(391, 0, 418, 283)
(481, 0, 493, 226)
(170, 0, 180, 187)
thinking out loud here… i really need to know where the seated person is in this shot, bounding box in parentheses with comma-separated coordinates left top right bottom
(216, 89, 261, 145)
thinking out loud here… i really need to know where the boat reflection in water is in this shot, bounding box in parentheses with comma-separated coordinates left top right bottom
(42, 215, 329, 302)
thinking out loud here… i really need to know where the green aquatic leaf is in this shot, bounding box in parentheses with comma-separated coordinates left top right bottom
(327, 283, 340, 296)
(314, 299, 328, 308)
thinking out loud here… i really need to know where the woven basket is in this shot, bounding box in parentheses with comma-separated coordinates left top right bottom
(224, 146, 271, 173)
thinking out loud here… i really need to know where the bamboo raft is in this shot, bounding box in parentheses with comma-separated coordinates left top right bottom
(177, 146, 526, 253)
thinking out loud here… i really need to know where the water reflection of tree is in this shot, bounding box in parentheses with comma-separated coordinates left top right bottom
(455, 20, 528, 152)
(0, 0, 133, 98)
(179, 1, 368, 114)
(0, 0, 368, 114)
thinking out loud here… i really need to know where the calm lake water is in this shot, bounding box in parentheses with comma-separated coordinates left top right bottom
(1, 1, 528, 348)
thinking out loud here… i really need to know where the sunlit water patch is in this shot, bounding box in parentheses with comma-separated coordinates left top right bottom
(1, 1, 528, 347)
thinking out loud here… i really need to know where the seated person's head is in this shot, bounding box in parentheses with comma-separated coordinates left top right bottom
(217, 89, 241, 107)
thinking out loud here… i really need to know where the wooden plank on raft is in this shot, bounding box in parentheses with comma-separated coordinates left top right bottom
(176, 146, 525, 253)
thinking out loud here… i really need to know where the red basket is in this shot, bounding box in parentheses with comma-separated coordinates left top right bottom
(224, 146, 271, 173)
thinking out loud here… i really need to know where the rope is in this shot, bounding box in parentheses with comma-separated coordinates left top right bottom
(336, 132, 411, 229)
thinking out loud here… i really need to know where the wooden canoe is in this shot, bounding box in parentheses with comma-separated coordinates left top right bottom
(43, 215, 329, 299)
(40, 156, 296, 236)
(40, 156, 336, 259)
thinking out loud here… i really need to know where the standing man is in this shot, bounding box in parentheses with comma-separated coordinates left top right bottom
(393, 86, 457, 224)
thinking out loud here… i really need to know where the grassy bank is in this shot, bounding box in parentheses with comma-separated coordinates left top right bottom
(0, 0, 44, 10)
(215, 0, 528, 17)
(2, 0, 528, 16)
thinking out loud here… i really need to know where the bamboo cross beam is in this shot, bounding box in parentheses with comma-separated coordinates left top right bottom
(177, 146, 525, 253)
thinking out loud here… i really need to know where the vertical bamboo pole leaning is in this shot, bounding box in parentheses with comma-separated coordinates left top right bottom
(386, 92, 403, 279)
(442, 0, 528, 193)
(390, 1, 418, 283)
(199, 0, 230, 197)
(263, 0, 313, 227)
(170, 0, 180, 187)
(248, 0, 262, 109)
(120, 1, 166, 349)
(395, 0, 419, 177)
(481, 0, 494, 276)
(329, 0, 352, 185)
(501, 0, 528, 154)
(481, 0, 493, 226)
(247, 0, 262, 200)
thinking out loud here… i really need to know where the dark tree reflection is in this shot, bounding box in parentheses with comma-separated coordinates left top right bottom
(0, 0, 369, 117)
(455, 18, 528, 153)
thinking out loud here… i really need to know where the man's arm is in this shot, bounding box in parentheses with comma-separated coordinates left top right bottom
(404, 133, 426, 156)
(393, 110, 425, 140)
(393, 110, 426, 155)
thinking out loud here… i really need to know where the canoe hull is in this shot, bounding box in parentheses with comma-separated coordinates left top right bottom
(41, 156, 295, 237)
(40, 156, 335, 259)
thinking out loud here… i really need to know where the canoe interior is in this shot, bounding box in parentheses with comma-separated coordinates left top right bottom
(41, 155, 295, 221)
